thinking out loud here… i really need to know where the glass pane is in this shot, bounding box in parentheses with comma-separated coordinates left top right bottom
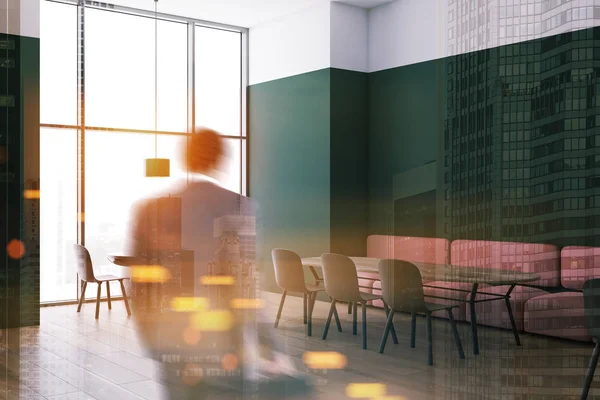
(241, 139, 247, 196)
(86, 10, 187, 132)
(220, 138, 241, 194)
(157, 21, 188, 132)
(85, 131, 186, 299)
(40, 1, 76, 125)
(195, 27, 241, 136)
(40, 128, 77, 302)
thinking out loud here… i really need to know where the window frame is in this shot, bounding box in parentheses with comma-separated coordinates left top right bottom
(40, 0, 249, 305)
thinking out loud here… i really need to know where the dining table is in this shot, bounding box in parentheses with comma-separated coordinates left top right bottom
(301, 256, 540, 355)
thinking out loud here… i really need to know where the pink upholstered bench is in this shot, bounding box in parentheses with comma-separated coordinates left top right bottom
(452, 240, 559, 330)
(524, 246, 600, 341)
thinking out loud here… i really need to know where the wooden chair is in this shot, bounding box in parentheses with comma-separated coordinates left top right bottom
(272, 249, 338, 336)
(74, 244, 131, 319)
(378, 259, 465, 365)
(320, 253, 397, 350)
(581, 278, 600, 399)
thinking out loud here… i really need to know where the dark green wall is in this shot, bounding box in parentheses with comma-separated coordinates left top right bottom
(367, 59, 445, 236)
(20, 36, 40, 327)
(330, 68, 368, 256)
(249, 68, 369, 293)
(249, 69, 332, 292)
(0, 34, 40, 328)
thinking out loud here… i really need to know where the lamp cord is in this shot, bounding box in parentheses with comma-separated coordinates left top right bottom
(154, 0, 158, 158)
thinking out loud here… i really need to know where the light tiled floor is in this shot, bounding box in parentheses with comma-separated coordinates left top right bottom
(0, 293, 599, 399)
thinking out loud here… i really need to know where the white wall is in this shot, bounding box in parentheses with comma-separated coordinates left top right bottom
(368, 0, 445, 72)
(21, 0, 39, 38)
(330, 2, 368, 72)
(0, 0, 39, 38)
(249, 1, 369, 85)
(249, 2, 331, 85)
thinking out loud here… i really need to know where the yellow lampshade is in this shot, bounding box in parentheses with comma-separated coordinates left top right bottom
(145, 158, 170, 177)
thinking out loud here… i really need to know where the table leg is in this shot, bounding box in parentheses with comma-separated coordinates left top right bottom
(469, 283, 479, 355)
(504, 284, 521, 346)
(308, 265, 321, 283)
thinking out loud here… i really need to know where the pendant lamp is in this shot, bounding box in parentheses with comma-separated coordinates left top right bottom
(145, 0, 170, 177)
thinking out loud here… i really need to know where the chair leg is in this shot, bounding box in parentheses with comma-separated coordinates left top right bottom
(95, 283, 101, 320)
(332, 301, 343, 332)
(274, 290, 287, 328)
(361, 302, 367, 350)
(426, 313, 433, 366)
(77, 281, 87, 312)
(106, 282, 112, 310)
(348, 302, 352, 314)
(303, 293, 307, 325)
(352, 302, 358, 335)
(322, 299, 337, 340)
(447, 309, 465, 359)
(378, 309, 395, 354)
(581, 341, 600, 400)
(307, 292, 315, 337)
(383, 302, 398, 345)
(119, 279, 131, 317)
(410, 313, 417, 348)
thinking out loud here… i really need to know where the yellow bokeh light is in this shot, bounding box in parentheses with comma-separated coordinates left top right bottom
(346, 383, 387, 398)
(183, 326, 201, 345)
(23, 189, 40, 199)
(221, 353, 238, 371)
(302, 351, 347, 370)
(130, 265, 171, 283)
(78, 212, 85, 222)
(6, 240, 25, 259)
(190, 310, 234, 332)
(230, 298, 264, 309)
(171, 297, 209, 312)
(371, 396, 408, 400)
(200, 275, 235, 286)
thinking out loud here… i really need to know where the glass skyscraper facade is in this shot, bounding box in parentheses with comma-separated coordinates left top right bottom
(443, 0, 600, 249)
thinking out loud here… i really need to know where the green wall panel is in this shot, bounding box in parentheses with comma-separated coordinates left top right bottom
(0, 34, 40, 328)
(249, 69, 331, 292)
(330, 68, 368, 256)
(20, 35, 40, 327)
(367, 59, 445, 236)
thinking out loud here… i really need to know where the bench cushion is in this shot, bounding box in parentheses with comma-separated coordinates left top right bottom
(561, 246, 600, 290)
(524, 292, 590, 342)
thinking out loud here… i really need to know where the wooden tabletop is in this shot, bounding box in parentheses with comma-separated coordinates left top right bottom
(107, 255, 140, 267)
(301, 256, 540, 285)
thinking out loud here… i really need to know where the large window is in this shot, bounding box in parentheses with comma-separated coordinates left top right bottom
(40, 1, 247, 303)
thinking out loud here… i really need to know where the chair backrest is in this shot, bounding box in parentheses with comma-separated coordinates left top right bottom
(320, 253, 362, 303)
(378, 259, 427, 313)
(584, 279, 600, 338)
(271, 249, 307, 293)
(73, 244, 96, 283)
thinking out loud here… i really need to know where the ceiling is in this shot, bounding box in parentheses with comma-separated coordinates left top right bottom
(106, 0, 395, 28)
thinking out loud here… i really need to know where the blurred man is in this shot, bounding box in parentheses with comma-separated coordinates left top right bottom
(127, 128, 309, 399)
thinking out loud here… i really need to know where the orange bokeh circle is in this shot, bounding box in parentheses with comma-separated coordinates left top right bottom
(221, 353, 238, 372)
(6, 240, 25, 259)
